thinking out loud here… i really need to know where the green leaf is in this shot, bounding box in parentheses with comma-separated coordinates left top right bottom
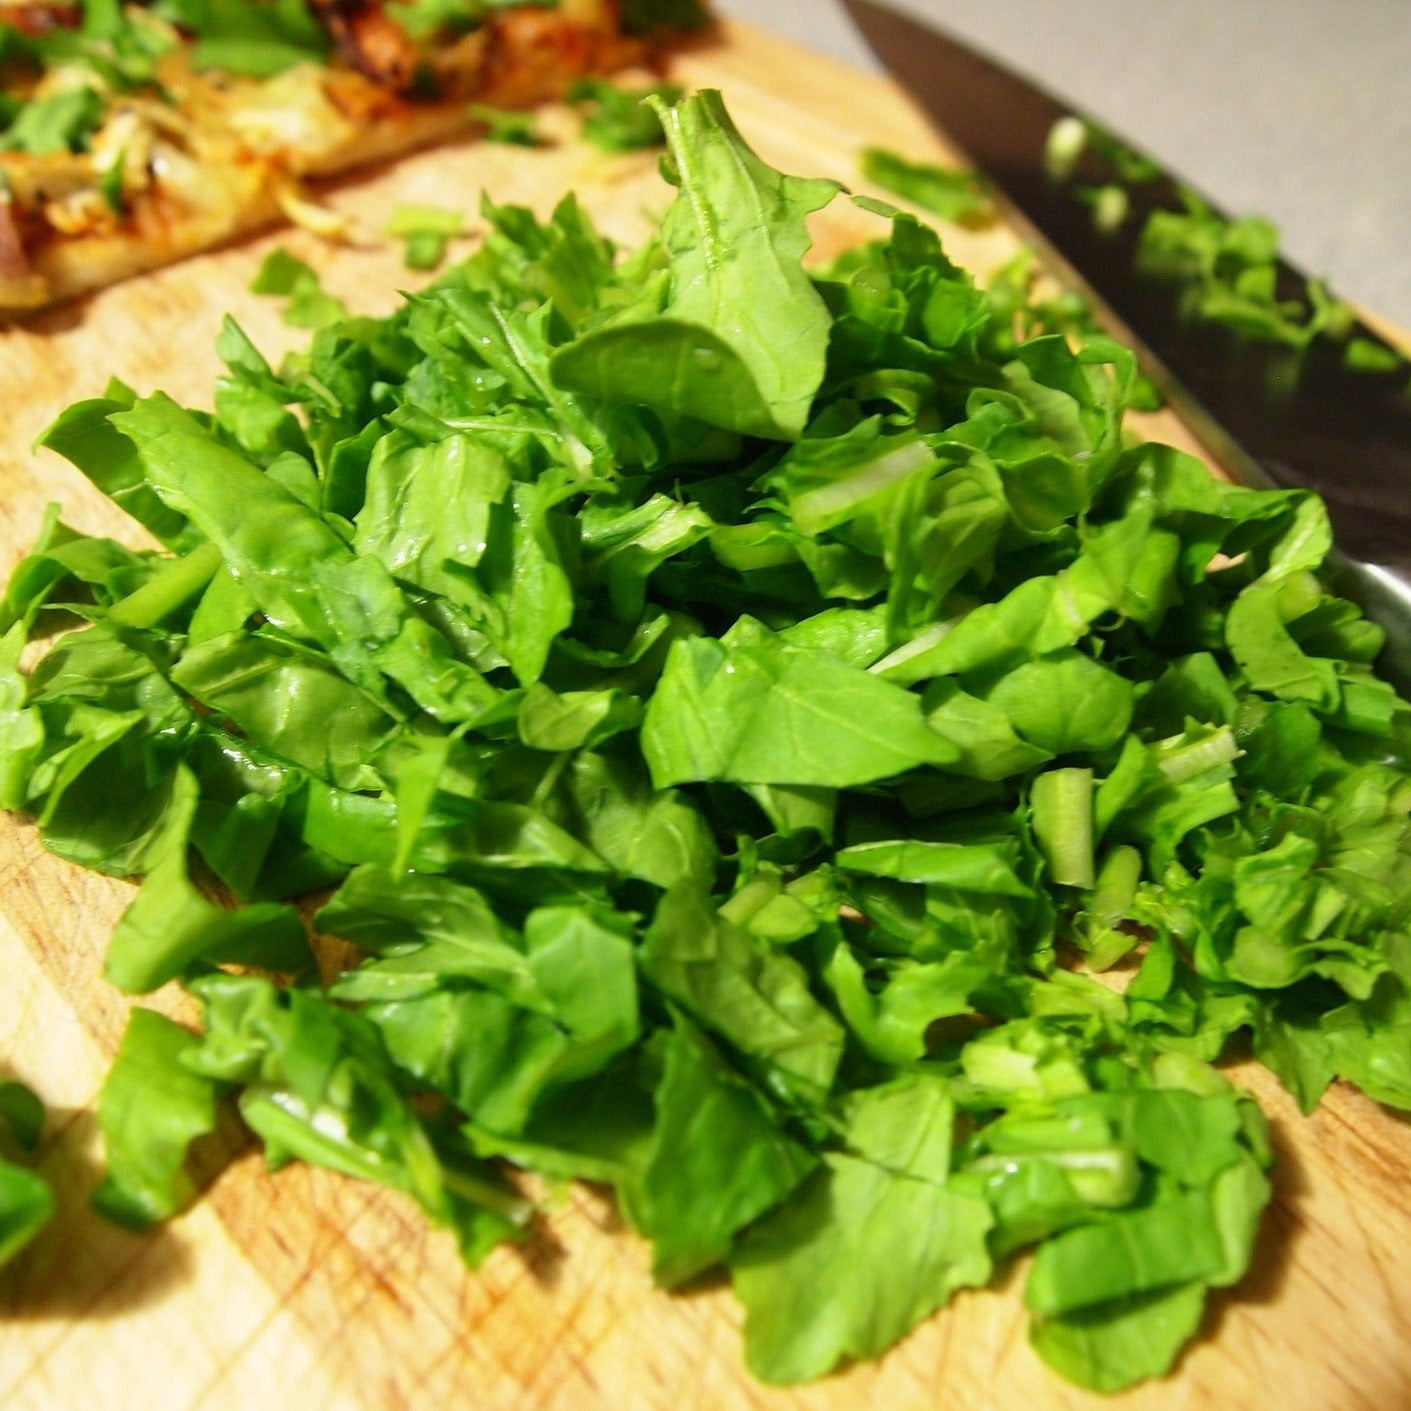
(517, 682, 642, 752)
(3, 85, 1407, 1396)
(466, 103, 544, 147)
(387, 205, 466, 271)
(92, 1007, 222, 1228)
(837, 1072, 959, 1181)
(0, 1078, 53, 1266)
(155, 0, 330, 76)
(0, 1080, 45, 1153)
(1, 84, 104, 153)
(643, 885, 845, 1105)
(1025, 1190, 1227, 1316)
(552, 89, 840, 440)
(730, 1152, 993, 1383)
(249, 247, 348, 328)
(1029, 1281, 1207, 1394)
(103, 766, 311, 994)
(559, 750, 718, 892)
(825, 946, 990, 1065)
(642, 630, 959, 788)
(0, 1161, 53, 1268)
(37, 385, 197, 550)
(636, 1015, 816, 1285)
(569, 78, 682, 154)
(188, 974, 530, 1262)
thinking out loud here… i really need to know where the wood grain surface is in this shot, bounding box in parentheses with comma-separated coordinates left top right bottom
(1, 21, 1409, 1411)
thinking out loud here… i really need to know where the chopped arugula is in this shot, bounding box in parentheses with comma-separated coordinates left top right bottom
(249, 245, 349, 328)
(1, 5, 174, 103)
(387, 204, 467, 271)
(382, 0, 704, 43)
(466, 102, 545, 147)
(1137, 200, 1355, 348)
(7, 90, 1411, 1395)
(1046, 116, 1361, 352)
(0, 85, 106, 155)
(1343, 335, 1405, 375)
(99, 149, 127, 214)
(152, 0, 330, 77)
(91, 1007, 223, 1228)
(568, 78, 683, 153)
(385, 0, 517, 42)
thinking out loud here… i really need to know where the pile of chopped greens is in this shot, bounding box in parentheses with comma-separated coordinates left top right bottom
(4, 90, 1411, 1392)
(860, 146, 1162, 411)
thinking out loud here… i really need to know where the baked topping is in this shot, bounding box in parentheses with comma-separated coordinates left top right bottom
(0, 0, 705, 309)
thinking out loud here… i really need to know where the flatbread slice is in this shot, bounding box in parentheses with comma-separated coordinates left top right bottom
(0, 0, 707, 311)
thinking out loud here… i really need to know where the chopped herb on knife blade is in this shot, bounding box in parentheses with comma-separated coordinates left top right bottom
(4, 89, 1411, 1393)
(1044, 116, 1381, 362)
(859, 145, 993, 226)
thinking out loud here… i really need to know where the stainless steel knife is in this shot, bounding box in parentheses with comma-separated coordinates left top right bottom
(843, 0, 1411, 686)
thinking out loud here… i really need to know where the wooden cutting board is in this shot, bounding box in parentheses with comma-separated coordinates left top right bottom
(1, 21, 1408, 1411)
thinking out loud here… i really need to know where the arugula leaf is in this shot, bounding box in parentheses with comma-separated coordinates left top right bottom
(730, 1149, 993, 1383)
(642, 625, 960, 788)
(0, 1080, 44, 1154)
(250, 247, 349, 329)
(466, 103, 544, 147)
(387, 205, 467, 271)
(552, 89, 840, 440)
(92, 1008, 223, 1227)
(385, 0, 495, 40)
(1029, 1281, 1207, 1393)
(187, 974, 531, 1262)
(0, 1159, 53, 1268)
(0, 84, 104, 154)
(103, 765, 312, 993)
(636, 1015, 815, 1285)
(1049, 120, 1358, 354)
(1026, 1191, 1227, 1315)
(643, 884, 845, 1105)
(360, 901, 639, 1135)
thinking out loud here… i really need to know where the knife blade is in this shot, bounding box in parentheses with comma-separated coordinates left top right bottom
(843, 0, 1411, 686)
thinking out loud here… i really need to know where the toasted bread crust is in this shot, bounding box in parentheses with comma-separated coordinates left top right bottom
(0, 1, 668, 313)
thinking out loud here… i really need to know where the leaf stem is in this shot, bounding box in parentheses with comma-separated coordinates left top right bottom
(108, 541, 221, 629)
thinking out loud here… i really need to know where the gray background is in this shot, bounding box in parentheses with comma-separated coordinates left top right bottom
(712, 0, 1411, 332)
